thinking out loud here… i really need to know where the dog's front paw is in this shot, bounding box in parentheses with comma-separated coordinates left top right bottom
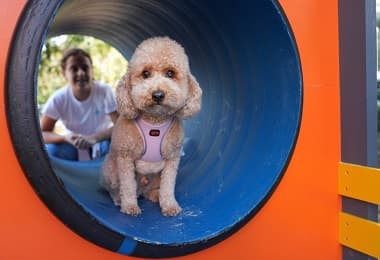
(161, 202, 182, 217)
(121, 203, 141, 216)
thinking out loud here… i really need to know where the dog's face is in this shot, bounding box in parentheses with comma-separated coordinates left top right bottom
(117, 37, 202, 119)
(129, 38, 191, 117)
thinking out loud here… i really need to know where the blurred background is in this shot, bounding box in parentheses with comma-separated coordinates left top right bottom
(38, 34, 127, 105)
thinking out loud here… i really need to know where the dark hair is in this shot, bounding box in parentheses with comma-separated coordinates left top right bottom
(60, 48, 93, 70)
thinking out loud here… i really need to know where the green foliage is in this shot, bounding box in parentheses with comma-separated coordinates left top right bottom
(38, 35, 128, 104)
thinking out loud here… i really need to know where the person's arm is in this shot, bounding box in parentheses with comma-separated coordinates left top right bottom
(40, 115, 63, 143)
(40, 114, 77, 145)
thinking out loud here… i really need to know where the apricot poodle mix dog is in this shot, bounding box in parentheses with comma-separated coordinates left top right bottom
(100, 37, 202, 216)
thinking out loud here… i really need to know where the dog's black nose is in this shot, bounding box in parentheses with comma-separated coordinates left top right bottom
(152, 90, 165, 102)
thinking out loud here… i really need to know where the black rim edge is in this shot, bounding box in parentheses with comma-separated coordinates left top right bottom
(5, 0, 125, 253)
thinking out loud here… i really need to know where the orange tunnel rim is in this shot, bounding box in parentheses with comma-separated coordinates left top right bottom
(5, 0, 303, 258)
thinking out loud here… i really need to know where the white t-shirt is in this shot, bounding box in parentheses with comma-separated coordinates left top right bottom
(42, 81, 116, 136)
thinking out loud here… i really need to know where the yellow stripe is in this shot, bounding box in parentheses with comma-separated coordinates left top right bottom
(340, 212, 380, 258)
(339, 162, 380, 204)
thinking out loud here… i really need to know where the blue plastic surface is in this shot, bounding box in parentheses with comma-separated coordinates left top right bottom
(49, 0, 302, 249)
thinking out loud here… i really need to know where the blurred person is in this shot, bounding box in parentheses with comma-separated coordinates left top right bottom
(40, 48, 118, 161)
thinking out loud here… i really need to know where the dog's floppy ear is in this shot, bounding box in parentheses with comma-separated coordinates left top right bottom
(178, 73, 202, 119)
(116, 72, 139, 119)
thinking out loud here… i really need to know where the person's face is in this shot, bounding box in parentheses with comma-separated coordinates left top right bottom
(63, 55, 94, 92)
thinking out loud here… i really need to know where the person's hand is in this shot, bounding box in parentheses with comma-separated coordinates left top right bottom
(74, 135, 97, 149)
(64, 134, 97, 149)
(63, 133, 80, 147)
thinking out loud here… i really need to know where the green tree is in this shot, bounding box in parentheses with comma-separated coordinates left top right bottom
(38, 35, 127, 104)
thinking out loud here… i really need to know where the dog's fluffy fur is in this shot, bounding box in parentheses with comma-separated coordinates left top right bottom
(100, 37, 202, 216)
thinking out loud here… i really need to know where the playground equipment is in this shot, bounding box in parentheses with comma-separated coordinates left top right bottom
(0, 0, 377, 259)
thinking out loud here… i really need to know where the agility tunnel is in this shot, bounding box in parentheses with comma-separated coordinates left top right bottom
(1, 0, 375, 259)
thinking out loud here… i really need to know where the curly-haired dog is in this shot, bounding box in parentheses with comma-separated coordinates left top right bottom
(100, 37, 202, 216)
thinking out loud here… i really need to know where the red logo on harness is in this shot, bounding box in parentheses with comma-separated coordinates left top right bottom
(149, 129, 160, 137)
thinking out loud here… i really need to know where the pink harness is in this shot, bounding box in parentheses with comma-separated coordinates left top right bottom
(135, 117, 174, 163)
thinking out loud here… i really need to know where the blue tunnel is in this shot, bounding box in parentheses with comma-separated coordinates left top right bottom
(7, 0, 302, 257)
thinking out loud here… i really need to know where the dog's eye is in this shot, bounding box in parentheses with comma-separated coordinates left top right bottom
(165, 70, 175, 79)
(142, 70, 151, 79)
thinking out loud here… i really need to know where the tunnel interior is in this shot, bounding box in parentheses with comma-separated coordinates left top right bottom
(11, 0, 302, 256)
